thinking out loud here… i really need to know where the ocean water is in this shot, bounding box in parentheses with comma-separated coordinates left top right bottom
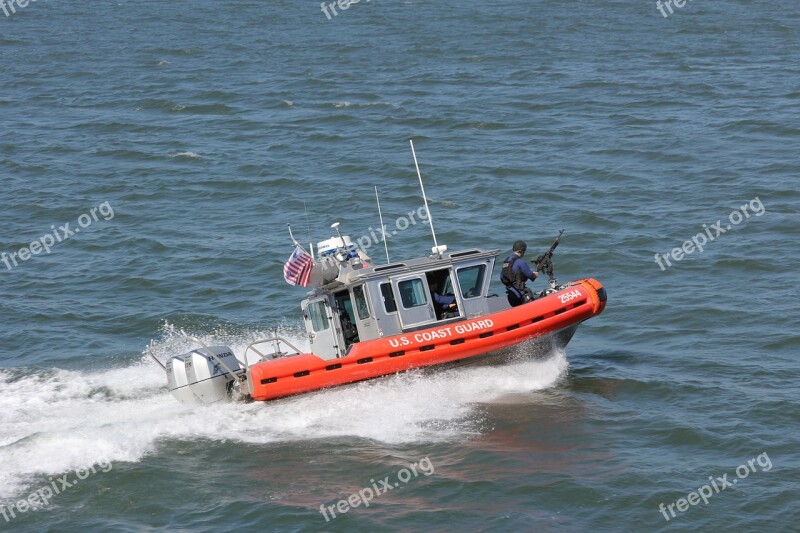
(1, 0, 798, 531)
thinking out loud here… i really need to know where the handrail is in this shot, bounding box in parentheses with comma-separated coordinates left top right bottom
(243, 337, 304, 366)
(147, 339, 167, 370)
(147, 331, 245, 384)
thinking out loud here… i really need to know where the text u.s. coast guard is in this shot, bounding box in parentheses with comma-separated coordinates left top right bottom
(387, 319, 495, 347)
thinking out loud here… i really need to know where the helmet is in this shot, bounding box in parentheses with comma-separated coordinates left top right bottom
(512, 240, 527, 253)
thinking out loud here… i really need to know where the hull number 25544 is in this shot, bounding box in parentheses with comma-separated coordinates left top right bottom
(558, 289, 582, 304)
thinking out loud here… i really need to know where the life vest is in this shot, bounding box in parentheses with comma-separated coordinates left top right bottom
(500, 255, 526, 291)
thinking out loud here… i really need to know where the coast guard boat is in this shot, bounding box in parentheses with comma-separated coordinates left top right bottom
(148, 143, 607, 404)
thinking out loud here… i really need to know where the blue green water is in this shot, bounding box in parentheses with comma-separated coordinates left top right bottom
(1, 0, 798, 531)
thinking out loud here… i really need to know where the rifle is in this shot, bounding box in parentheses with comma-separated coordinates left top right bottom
(532, 230, 564, 288)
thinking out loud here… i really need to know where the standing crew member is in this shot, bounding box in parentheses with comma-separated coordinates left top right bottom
(500, 240, 538, 307)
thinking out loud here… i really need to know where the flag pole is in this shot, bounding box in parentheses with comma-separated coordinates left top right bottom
(287, 224, 299, 246)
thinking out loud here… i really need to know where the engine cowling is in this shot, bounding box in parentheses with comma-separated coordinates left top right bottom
(166, 346, 241, 404)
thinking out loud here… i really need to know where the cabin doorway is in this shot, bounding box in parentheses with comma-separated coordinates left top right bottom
(425, 269, 462, 320)
(333, 290, 359, 351)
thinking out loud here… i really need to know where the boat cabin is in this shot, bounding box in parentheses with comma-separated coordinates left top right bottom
(300, 245, 504, 360)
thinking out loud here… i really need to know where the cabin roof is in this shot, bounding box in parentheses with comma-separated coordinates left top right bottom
(344, 247, 500, 285)
(302, 247, 502, 297)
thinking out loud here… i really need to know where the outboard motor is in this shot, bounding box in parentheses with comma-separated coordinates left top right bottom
(165, 345, 242, 404)
(165, 355, 194, 404)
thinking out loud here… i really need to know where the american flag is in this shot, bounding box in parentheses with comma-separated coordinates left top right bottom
(283, 246, 314, 287)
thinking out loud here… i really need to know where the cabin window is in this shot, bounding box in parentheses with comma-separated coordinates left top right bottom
(398, 278, 428, 308)
(380, 282, 397, 313)
(457, 265, 486, 299)
(308, 301, 330, 332)
(352, 285, 371, 320)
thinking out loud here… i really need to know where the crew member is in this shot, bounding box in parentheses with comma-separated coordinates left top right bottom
(339, 310, 359, 345)
(434, 291, 458, 318)
(500, 240, 538, 307)
(430, 280, 458, 319)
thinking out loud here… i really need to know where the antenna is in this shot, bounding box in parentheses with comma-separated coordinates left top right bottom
(331, 222, 345, 249)
(409, 139, 444, 256)
(375, 186, 391, 264)
(303, 201, 312, 243)
(303, 201, 314, 258)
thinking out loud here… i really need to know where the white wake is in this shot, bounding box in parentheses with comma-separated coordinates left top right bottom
(0, 325, 568, 501)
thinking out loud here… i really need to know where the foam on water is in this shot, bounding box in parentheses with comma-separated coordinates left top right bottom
(168, 151, 202, 159)
(0, 326, 567, 501)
